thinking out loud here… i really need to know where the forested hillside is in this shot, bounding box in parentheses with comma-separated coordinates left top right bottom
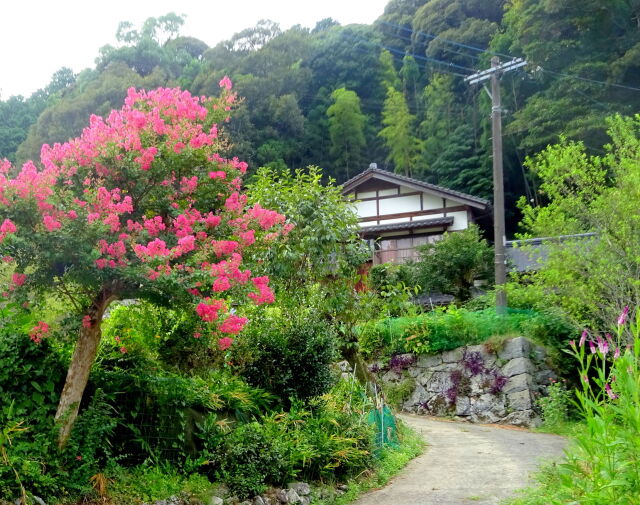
(2, 1, 640, 232)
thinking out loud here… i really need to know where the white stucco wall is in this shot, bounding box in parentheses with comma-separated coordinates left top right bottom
(356, 200, 377, 217)
(357, 190, 376, 199)
(379, 194, 421, 215)
(421, 192, 443, 210)
(447, 211, 469, 231)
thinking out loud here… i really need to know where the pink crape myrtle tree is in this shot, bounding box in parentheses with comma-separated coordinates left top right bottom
(0, 77, 288, 447)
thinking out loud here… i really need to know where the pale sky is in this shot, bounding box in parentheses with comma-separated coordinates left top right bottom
(1, 0, 390, 98)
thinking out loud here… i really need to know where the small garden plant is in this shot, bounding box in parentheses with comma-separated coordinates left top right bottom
(536, 379, 572, 432)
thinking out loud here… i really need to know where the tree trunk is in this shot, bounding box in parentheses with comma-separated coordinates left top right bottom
(342, 345, 376, 388)
(55, 289, 118, 448)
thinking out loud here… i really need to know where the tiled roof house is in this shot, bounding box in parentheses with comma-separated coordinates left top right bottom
(342, 164, 490, 264)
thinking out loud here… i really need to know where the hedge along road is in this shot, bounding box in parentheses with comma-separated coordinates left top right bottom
(355, 414, 567, 505)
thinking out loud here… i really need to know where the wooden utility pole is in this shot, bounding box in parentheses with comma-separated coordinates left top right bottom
(465, 57, 527, 315)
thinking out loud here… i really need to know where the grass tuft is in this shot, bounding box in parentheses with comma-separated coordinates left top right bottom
(316, 420, 425, 505)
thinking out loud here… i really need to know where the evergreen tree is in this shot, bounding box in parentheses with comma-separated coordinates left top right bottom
(326, 87, 367, 180)
(400, 54, 420, 108)
(379, 87, 422, 177)
(431, 124, 491, 200)
(379, 49, 401, 90)
(412, 0, 504, 69)
(497, 0, 640, 155)
(420, 73, 457, 179)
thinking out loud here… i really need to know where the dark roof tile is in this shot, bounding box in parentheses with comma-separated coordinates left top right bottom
(359, 216, 454, 235)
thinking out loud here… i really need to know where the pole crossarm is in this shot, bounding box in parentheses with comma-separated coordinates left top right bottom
(464, 57, 527, 85)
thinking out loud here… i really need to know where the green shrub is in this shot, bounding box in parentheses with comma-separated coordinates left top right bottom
(89, 369, 273, 464)
(101, 301, 218, 373)
(234, 311, 339, 405)
(208, 421, 289, 498)
(359, 306, 574, 358)
(357, 319, 386, 358)
(519, 308, 576, 348)
(107, 463, 215, 505)
(536, 380, 572, 429)
(370, 263, 418, 292)
(367, 264, 422, 319)
(318, 419, 424, 505)
(464, 280, 552, 312)
(261, 379, 374, 483)
(0, 392, 119, 501)
(1, 367, 274, 500)
(192, 378, 374, 498)
(0, 305, 65, 423)
(414, 224, 493, 302)
(299, 382, 374, 481)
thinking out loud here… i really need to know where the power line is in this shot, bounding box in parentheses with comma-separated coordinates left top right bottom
(343, 32, 474, 75)
(377, 28, 483, 63)
(351, 37, 473, 76)
(379, 21, 511, 59)
(572, 86, 616, 111)
(540, 68, 640, 93)
(380, 20, 640, 93)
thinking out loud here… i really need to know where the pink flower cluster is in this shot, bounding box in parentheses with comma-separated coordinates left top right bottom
(0, 218, 16, 243)
(207, 253, 252, 285)
(0, 78, 287, 340)
(96, 239, 127, 269)
(143, 216, 166, 236)
(219, 76, 233, 91)
(248, 276, 275, 305)
(134, 238, 172, 260)
(219, 315, 248, 334)
(43, 215, 61, 231)
(218, 336, 233, 350)
(10, 272, 26, 290)
(212, 240, 239, 257)
(246, 204, 286, 230)
(29, 321, 50, 344)
(196, 299, 226, 322)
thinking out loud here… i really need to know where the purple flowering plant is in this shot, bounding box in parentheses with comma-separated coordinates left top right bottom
(389, 353, 416, 373)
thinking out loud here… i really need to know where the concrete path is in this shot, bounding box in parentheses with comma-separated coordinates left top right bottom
(354, 414, 566, 505)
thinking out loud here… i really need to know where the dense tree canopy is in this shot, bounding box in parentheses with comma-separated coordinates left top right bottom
(246, 165, 368, 289)
(3, 2, 640, 233)
(517, 115, 640, 331)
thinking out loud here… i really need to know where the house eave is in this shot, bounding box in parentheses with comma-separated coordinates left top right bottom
(342, 168, 489, 210)
(358, 216, 454, 237)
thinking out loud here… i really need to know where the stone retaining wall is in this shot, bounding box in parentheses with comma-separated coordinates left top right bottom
(374, 337, 556, 427)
